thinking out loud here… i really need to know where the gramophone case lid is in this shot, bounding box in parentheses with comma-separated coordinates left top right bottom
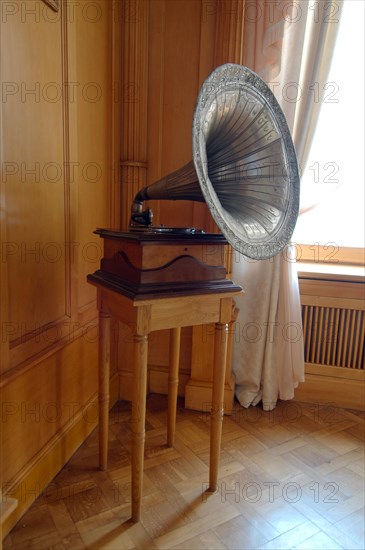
(192, 64, 300, 260)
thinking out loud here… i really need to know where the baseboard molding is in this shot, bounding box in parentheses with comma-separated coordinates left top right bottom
(119, 364, 191, 401)
(119, 369, 133, 401)
(294, 363, 365, 410)
(148, 364, 190, 398)
(185, 372, 235, 415)
(2, 374, 119, 540)
(118, 364, 236, 415)
(0, 493, 17, 541)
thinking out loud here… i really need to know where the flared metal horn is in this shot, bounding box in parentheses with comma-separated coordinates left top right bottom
(130, 64, 300, 260)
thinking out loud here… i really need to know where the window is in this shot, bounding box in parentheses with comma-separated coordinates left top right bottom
(293, 0, 364, 266)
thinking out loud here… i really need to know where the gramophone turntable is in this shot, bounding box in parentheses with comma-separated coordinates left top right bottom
(88, 63, 300, 299)
(86, 64, 301, 522)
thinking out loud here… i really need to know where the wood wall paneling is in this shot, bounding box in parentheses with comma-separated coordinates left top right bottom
(2, 5, 67, 366)
(73, 1, 115, 309)
(118, 0, 219, 401)
(186, 0, 246, 411)
(213, 0, 245, 66)
(120, 0, 149, 230)
(118, 0, 243, 409)
(1, 0, 363, 540)
(1, 0, 120, 537)
(149, 0, 207, 229)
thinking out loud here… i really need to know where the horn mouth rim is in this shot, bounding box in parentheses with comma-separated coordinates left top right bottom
(192, 63, 300, 260)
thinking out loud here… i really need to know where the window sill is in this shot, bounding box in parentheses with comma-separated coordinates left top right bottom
(297, 262, 365, 283)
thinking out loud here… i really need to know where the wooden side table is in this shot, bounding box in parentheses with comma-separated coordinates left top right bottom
(92, 284, 241, 521)
(88, 229, 243, 521)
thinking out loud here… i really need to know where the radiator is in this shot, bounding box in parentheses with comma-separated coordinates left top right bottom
(302, 305, 365, 370)
(297, 274, 365, 409)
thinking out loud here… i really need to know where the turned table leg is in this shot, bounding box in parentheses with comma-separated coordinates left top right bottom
(131, 333, 148, 522)
(99, 311, 111, 471)
(167, 327, 181, 447)
(209, 321, 228, 491)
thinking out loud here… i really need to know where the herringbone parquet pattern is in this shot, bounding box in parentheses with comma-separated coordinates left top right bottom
(4, 396, 365, 549)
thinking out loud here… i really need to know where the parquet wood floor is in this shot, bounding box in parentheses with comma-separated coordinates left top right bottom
(3, 396, 365, 549)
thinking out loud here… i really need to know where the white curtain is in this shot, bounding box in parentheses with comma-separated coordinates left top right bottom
(232, 1, 343, 410)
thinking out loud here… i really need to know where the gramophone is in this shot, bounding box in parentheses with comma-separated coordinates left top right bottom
(88, 64, 300, 299)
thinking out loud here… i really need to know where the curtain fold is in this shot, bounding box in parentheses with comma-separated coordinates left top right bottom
(232, 0, 343, 410)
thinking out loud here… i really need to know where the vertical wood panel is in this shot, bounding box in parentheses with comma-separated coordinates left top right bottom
(119, 0, 247, 410)
(214, 0, 245, 66)
(193, 0, 218, 230)
(160, 0, 201, 228)
(120, 0, 149, 230)
(118, 0, 150, 397)
(1, 0, 120, 535)
(118, 0, 246, 409)
(1, 0, 117, 369)
(207, 0, 244, 235)
(146, 0, 166, 225)
(186, 0, 246, 411)
(0, 32, 10, 374)
(2, 5, 67, 341)
(74, 1, 114, 307)
(119, 0, 218, 400)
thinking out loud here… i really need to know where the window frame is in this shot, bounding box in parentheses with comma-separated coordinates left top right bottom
(295, 244, 364, 267)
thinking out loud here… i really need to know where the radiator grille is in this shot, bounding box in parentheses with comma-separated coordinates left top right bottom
(302, 305, 365, 370)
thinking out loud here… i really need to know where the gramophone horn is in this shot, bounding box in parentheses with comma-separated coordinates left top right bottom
(130, 64, 300, 260)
